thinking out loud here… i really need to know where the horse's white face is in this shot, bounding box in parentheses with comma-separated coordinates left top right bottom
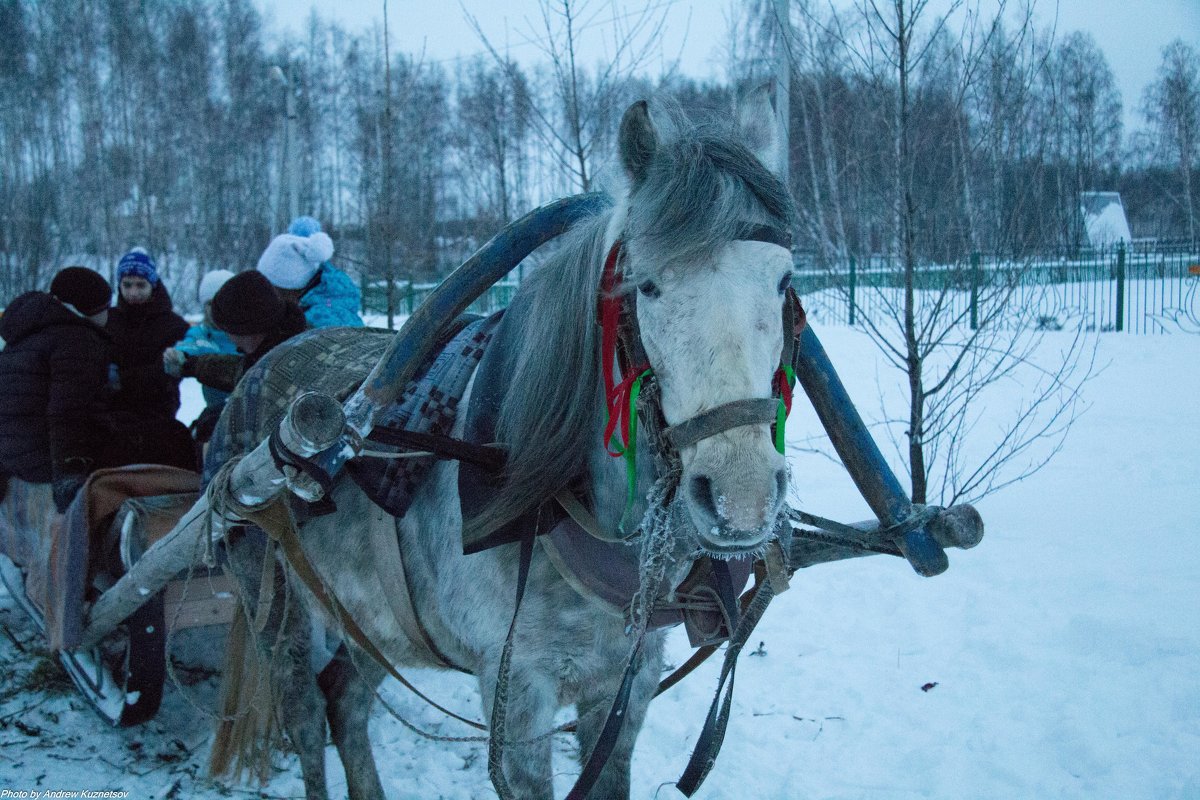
(634, 240, 792, 554)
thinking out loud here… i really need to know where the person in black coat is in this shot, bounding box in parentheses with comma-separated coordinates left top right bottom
(173, 270, 309, 395)
(0, 267, 114, 512)
(104, 248, 195, 471)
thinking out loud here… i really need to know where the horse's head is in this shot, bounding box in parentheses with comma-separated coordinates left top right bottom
(615, 90, 794, 557)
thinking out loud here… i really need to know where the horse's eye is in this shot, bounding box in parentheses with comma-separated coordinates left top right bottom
(778, 272, 792, 294)
(638, 280, 661, 298)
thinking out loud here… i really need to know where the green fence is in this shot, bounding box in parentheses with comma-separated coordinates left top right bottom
(794, 243, 1200, 334)
(362, 280, 520, 321)
(361, 244, 1199, 334)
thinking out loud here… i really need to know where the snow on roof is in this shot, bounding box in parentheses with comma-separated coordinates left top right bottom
(1080, 191, 1131, 247)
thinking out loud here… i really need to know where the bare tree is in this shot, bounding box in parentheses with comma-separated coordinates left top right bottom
(1142, 39, 1200, 243)
(452, 56, 533, 230)
(1038, 31, 1123, 250)
(467, 0, 668, 193)
(731, 0, 1097, 505)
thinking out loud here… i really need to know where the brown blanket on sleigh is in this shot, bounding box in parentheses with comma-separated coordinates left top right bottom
(0, 465, 199, 650)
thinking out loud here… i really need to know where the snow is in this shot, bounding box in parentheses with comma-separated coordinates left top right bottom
(2, 325, 1198, 799)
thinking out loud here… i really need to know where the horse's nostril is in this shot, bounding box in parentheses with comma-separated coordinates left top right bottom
(688, 474, 718, 521)
(775, 468, 789, 506)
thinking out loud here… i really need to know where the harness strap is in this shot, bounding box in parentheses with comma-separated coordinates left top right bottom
(738, 223, 793, 250)
(487, 533, 536, 799)
(268, 427, 337, 516)
(564, 633, 646, 800)
(365, 427, 505, 471)
(664, 398, 779, 450)
(237, 497, 488, 732)
(376, 514, 470, 673)
(676, 563, 778, 796)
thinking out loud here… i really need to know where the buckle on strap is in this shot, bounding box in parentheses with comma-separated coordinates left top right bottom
(663, 397, 779, 450)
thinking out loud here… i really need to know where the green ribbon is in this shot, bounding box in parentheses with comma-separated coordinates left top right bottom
(619, 368, 653, 532)
(774, 365, 795, 455)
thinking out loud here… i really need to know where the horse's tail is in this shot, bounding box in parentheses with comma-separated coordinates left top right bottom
(208, 606, 283, 783)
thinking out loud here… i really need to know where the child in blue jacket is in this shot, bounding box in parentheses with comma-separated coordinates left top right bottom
(256, 216, 364, 329)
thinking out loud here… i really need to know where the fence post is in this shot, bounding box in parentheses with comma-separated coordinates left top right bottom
(848, 256, 857, 326)
(1115, 241, 1126, 332)
(969, 251, 980, 330)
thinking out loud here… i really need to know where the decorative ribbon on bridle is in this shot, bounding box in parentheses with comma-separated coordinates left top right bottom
(773, 365, 795, 455)
(599, 242, 651, 529)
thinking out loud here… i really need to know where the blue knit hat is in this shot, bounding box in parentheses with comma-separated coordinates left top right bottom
(287, 216, 323, 237)
(117, 247, 159, 285)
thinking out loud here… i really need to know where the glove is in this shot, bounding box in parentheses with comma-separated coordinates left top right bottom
(190, 404, 223, 444)
(52, 473, 87, 513)
(163, 348, 196, 378)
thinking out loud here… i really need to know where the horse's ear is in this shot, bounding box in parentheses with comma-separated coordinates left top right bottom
(619, 100, 658, 187)
(737, 82, 786, 177)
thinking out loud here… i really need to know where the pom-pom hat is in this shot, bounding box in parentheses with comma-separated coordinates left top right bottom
(50, 267, 112, 316)
(198, 269, 236, 305)
(256, 231, 334, 290)
(211, 271, 286, 336)
(117, 247, 160, 285)
(287, 216, 323, 237)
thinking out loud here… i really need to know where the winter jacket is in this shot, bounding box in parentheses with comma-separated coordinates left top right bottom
(0, 292, 113, 483)
(299, 262, 364, 329)
(184, 303, 309, 395)
(106, 281, 189, 421)
(173, 321, 238, 406)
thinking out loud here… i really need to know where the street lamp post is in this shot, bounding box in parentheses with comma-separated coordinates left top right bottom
(270, 64, 299, 226)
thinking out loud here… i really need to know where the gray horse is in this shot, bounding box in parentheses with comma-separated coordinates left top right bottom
(213, 90, 797, 800)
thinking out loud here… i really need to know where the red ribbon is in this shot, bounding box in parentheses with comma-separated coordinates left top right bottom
(598, 242, 648, 455)
(774, 367, 793, 415)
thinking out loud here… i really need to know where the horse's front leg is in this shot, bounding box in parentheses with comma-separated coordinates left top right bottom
(318, 643, 386, 800)
(479, 654, 559, 800)
(573, 634, 664, 800)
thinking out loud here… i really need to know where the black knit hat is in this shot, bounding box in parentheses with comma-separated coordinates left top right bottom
(211, 270, 286, 335)
(50, 266, 112, 316)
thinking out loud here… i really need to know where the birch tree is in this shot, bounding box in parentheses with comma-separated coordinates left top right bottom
(1142, 39, 1200, 243)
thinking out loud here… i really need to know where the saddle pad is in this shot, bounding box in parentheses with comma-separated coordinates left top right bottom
(204, 317, 503, 524)
(346, 314, 501, 517)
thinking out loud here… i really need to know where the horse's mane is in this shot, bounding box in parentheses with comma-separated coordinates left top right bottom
(463, 99, 794, 541)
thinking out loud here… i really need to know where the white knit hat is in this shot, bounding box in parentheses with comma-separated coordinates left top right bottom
(255, 231, 334, 290)
(198, 269, 236, 305)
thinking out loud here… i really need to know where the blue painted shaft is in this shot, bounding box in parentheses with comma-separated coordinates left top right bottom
(792, 326, 949, 576)
(343, 193, 611, 434)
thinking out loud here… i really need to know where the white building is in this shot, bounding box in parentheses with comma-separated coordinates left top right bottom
(1080, 191, 1132, 247)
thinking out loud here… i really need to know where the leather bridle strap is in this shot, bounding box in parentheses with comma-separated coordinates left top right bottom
(663, 398, 779, 450)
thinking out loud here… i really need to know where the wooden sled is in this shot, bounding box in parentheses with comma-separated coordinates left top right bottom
(0, 466, 236, 726)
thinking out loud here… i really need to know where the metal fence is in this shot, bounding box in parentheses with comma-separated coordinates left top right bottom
(364, 244, 1200, 335)
(794, 243, 1200, 334)
(362, 280, 520, 319)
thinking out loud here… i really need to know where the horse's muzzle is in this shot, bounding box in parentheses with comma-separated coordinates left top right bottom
(684, 466, 788, 555)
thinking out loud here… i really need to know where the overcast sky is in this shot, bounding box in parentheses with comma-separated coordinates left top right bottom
(259, 0, 1199, 132)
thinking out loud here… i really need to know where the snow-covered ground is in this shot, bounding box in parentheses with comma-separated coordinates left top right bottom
(1, 325, 1196, 799)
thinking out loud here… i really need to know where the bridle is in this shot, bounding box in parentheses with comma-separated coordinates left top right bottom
(597, 224, 806, 533)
